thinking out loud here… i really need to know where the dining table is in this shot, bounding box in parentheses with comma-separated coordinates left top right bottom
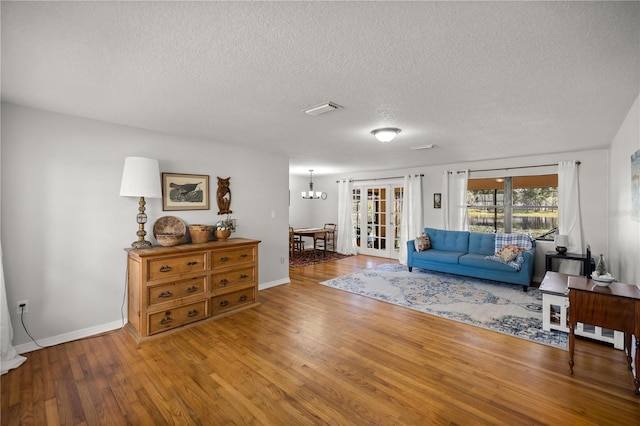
(292, 228, 329, 257)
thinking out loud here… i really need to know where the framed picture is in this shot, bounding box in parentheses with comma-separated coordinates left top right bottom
(162, 173, 210, 211)
(434, 193, 442, 209)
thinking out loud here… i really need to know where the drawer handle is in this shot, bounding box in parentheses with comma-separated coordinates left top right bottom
(187, 261, 198, 266)
(220, 256, 230, 262)
(187, 310, 199, 317)
(240, 253, 248, 258)
(186, 285, 198, 293)
(158, 291, 173, 298)
(160, 314, 173, 325)
(239, 295, 248, 302)
(240, 274, 249, 279)
(159, 266, 172, 272)
(219, 279, 228, 286)
(219, 300, 229, 307)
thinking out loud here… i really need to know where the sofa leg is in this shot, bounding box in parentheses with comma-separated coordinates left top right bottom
(522, 286, 528, 292)
(408, 267, 413, 272)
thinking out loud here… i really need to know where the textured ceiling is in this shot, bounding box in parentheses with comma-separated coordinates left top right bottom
(2, 1, 639, 176)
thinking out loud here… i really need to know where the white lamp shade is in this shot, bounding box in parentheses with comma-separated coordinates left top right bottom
(554, 235, 569, 247)
(119, 157, 162, 198)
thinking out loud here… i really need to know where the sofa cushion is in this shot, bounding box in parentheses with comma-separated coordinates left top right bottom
(424, 228, 469, 252)
(468, 232, 495, 256)
(413, 250, 465, 264)
(459, 253, 520, 272)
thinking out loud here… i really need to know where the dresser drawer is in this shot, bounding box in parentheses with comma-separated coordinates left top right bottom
(211, 247, 254, 268)
(148, 300, 207, 335)
(211, 267, 255, 290)
(211, 287, 255, 315)
(147, 253, 206, 280)
(147, 276, 206, 307)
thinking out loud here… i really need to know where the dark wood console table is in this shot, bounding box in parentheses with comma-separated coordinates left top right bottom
(567, 275, 640, 395)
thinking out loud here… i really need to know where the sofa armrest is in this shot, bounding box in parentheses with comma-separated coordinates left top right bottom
(520, 247, 536, 274)
(407, 240, 417, 265)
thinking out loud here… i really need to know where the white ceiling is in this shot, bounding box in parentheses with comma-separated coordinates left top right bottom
(2, 1, 639, 176)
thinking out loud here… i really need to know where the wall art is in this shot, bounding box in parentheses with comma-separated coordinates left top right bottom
(162, 173, 210, 211)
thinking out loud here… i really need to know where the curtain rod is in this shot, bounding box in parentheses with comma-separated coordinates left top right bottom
(469, 161, 580, 173)
(336, 174, 423, 183)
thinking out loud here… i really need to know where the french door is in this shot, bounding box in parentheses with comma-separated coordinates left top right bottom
(353, 184, 404, 259)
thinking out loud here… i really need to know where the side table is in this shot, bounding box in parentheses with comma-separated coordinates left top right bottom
(568, 275, 640, 395)
(544, 251, 594, 277)
(539, 271, 624, 350)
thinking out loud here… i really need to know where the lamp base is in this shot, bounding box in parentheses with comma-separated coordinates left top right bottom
(131, 240, 152, 249)
(555, 246, 568, 255)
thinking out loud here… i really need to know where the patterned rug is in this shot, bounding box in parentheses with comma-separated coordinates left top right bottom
(289, 250, 353, 268)
(320, 264, 568, 350)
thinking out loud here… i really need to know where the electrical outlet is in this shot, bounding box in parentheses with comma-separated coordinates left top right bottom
(280, 257, 285, 264)
(17, 300, 28, 314)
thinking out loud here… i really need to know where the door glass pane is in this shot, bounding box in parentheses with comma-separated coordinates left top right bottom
(393, 187, 403, 251)
(367, 187, 386, 249)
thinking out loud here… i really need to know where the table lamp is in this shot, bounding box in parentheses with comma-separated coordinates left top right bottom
(554, 234, 569, 255)
(119, 157, 162, 248)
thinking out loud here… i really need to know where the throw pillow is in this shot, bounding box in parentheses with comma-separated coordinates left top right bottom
(496, 244, 524, 262)
(415, 234, 431, 252)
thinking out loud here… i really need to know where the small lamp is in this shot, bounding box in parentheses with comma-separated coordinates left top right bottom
(119, 157, 162, 248)
(554, 234, 569, 255)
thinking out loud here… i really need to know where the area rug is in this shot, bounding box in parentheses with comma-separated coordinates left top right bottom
(290, 250, 353, 268)
(320, 264, 568, 350)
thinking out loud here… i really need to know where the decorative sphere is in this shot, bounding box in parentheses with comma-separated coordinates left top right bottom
(555, 246, 567, 254)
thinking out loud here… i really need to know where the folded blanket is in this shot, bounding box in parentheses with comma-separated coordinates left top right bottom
(485, 233, 534, 271)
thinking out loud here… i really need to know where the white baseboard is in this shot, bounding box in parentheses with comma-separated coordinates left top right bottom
(259, 278, 290, 290)
(15, 278, 290, 354)
(15, 320, 124, 354)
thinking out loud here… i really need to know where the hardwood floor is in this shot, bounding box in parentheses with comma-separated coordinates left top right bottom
(2, 255, 639, 425)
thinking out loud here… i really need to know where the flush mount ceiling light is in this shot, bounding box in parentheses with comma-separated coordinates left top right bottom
(371, 127, 401, 143)
(303, 102, 341, 116)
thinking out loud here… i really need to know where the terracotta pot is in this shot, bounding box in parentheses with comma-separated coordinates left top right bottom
(214, 229, 232, 240)
(189, 225, 212, 244)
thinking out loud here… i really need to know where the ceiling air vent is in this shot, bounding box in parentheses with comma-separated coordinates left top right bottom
(410, 144, 436, 150)
(303, 102, 342, 116)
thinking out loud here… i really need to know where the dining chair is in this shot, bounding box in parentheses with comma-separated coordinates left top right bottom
(316, 223, 336, 252)
(289, 227, 304, 257)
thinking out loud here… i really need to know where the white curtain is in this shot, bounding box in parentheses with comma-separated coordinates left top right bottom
(442, 170, 469, 231)
(558, 161, 584, 275)
(336, 180, 357, 255)
(399, 175, 424, 264)
(1, 243, 27, 374)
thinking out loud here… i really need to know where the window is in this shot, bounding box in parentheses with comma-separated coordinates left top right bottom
(467, 174, 558, 239)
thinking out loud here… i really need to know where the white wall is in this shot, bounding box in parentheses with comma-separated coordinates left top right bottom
(308, 149, 612, 282)
(1, 103, 291, 350)
(289, 174, 338, 229)
(608, 94, 640, 286)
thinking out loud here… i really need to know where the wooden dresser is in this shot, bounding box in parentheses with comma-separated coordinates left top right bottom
(126, 238, 260, 341)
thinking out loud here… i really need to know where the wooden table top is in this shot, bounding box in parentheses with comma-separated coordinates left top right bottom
(539, 271, 572, 296)
(568, 275, 640, 300)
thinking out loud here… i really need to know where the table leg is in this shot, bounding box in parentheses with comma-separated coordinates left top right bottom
(635, 336, 639, 395)
(626, 333, 633, 370)
(569, 322, 575, 374)
(323, 233, 326, 257)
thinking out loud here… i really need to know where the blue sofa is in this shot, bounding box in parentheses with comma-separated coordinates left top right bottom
(407, 228, 536, 289)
